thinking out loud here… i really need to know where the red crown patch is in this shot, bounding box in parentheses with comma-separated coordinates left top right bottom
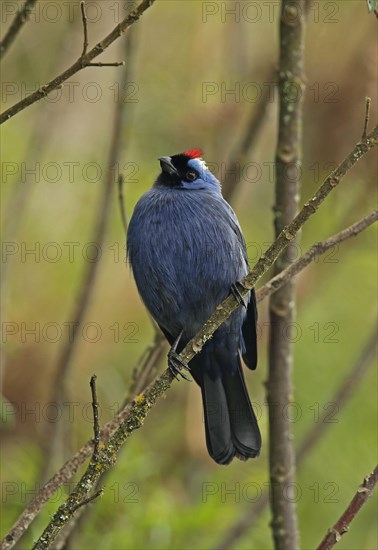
(183, 148, 204, 159)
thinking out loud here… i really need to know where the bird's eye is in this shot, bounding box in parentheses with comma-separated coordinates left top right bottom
(186, 170, 197, 182)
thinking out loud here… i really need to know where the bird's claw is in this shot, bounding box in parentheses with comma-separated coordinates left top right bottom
(168, 351, 192, 382)
(230, 282, 248, 309)
(168, 330, 192, 382)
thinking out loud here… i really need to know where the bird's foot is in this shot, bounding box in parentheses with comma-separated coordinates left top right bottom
(230, 282, 248, 309)
(168, 331, 192, 382)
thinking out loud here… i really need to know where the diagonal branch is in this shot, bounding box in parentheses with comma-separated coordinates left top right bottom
(316, 465, 378, 550)
(0, 0, 38, 59)
(257, 209, 378, 303)
(30, 116, 377, 548)
(0, 0, 156, 124)
(118, 174, 129, 235)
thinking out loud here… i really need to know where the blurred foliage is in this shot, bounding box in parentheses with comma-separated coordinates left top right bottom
(1, 1, 377, 549)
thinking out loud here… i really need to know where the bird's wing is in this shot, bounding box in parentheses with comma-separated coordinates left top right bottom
(221, 200, 258, 370)
(157, 323, 176, 346)
(222, 201, 250, 269)
(241, 289, 258, 370)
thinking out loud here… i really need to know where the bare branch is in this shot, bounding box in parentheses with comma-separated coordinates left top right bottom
(87, 62, 125, 67)
(118, 175, 129, 235)
(79, 1, 123, 65)
(0, 0, 157, 124)
(362, 96, 371, 140)
(71, 488, 104, 514)
(33, 379, 107, 548)
(80, 1, 89, 56)
(256, 209, 378, 303)
(89, 376, 100, 457)
(0, 0, 38, 60)
(316, 465, 378, 550)
(45, 377, 103, 524)
(124, 333, 166, 405)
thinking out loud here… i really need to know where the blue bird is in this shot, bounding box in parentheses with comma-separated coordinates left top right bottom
(127, 149, 261, 464)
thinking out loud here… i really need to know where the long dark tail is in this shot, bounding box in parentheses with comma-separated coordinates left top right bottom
(192, 356, 261, 465)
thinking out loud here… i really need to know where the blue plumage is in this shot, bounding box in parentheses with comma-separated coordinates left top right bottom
(127, 150, 261, 464)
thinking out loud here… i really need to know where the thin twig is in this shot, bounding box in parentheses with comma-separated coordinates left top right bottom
(66, 378, 103, 515)
(71, 488, 104, 514)
(79, 1, 123, 65)
(0, 0, 157, 124)
(362, 96, 371, 140)
(29, 120, 377, 549)
(80, 1, 89, 56)
(118, 174, 129, 235)
(88, 62, 125, 67)
(124, 332, 166, 404)
(256, 209, 378, 303)
(89, 376, 100, 457)
(316, 465, 378, 550)
(215, 323, 377, 550)
(0, 0, 39, 59)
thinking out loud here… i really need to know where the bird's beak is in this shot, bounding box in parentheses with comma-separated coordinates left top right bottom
(159, 156, 179, 176)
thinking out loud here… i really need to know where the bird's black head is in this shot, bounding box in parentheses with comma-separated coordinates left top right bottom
(155, 149, 220, 192)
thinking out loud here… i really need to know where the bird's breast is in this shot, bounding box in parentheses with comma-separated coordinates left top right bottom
(127, 189, 247, 336)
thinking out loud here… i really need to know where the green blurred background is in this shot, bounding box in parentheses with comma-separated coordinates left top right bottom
(1, 1, 377, 548)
